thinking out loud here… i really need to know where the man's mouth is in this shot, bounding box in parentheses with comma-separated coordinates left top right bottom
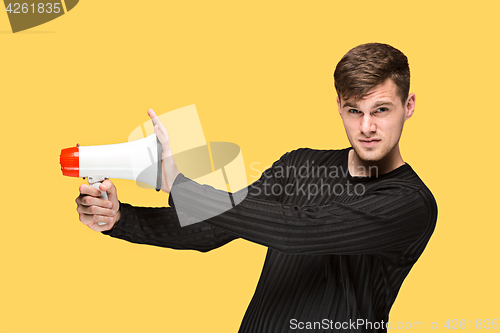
(359, 139, 381, 148)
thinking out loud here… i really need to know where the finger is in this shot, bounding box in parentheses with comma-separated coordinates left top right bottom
(77, 204, 116, 217)
(87, 222, 113, 232)
(79, 212, 114, 226)
(154, 124, 169, 144)
(81, 215, 115, 232)
(99, 179, 115, 192)
(78, 212, 96, 225)
(148, 108, 160, 126)
(148, 109, 169, 137)
(148, 108, 157, 118)
(79, 183, 101, 197)
(155, 120, 170, 138)
(77, 194, 113, 208)
(99, 179, 118, 200)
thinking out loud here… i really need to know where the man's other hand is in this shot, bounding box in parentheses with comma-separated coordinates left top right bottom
(76, 179, 121, 232)
(148, 108, 180, 193)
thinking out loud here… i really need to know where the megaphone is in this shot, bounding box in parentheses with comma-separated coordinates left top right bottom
(60, 133, 162, 225)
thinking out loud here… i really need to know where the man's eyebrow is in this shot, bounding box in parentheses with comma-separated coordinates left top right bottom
(342, 101, 358, 108)
(342, 100, 395, 108)
(373, 100, 395, 107)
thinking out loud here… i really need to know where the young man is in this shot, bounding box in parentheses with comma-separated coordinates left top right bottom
(76, 43, 437, 332)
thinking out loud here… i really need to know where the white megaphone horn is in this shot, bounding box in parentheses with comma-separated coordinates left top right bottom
(60, 133, 162, 224)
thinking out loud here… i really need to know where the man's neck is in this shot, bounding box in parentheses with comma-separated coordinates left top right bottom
(348, 145, 405, 177)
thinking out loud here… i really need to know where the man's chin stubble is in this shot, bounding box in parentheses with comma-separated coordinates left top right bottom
(354, 148, 384, 163)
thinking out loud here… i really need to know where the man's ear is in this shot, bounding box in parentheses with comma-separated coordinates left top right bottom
(405, 93, 416, 121)
(337, 96, 342, 116)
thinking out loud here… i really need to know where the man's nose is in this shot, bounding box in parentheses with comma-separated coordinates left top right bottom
(360, 114, 377, 135)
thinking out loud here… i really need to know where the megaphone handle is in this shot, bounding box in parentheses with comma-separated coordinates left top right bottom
(90, 181, 108, 226)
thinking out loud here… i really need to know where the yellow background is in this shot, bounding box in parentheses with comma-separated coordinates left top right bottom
(1, 1, 499, 332)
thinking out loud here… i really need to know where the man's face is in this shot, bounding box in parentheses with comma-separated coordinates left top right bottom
(337, 79, 415, 162)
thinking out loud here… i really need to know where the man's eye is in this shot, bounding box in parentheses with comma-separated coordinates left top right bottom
(348, 109, 360, 114)
(376, 107, 388, 113)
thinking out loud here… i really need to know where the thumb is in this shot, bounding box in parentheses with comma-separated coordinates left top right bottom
(99, 179, 120, 213)
(99, 179, 120, 212)
(99, 179, 117, 197)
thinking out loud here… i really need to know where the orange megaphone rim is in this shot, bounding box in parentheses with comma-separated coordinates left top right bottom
(60, 145, 79, 177)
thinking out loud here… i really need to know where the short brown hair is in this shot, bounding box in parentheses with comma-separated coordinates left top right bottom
(334, 43, 410, 106)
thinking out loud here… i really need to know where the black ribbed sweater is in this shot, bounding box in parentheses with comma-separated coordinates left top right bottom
(102, 147, 437, 332)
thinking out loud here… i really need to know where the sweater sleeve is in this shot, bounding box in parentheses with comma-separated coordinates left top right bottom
(169, 170, 437, 257)
(100, 203, 236, 252)
(100, 153, 287, 252)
